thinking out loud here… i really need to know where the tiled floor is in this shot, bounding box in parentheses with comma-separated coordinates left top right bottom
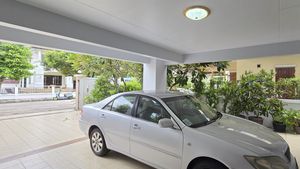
(0, 112, 298, 169)
(0, 111, 83, 160)
(0, 140, 152, 169)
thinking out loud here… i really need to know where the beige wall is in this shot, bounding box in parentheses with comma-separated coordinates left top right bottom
(236, 54, 300, 80)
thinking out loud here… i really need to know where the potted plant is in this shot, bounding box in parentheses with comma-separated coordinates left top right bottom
(293, 111, 300, 134)
(273, 109, 300, 133)
(272, 111, 287, 133)
(229, 70, 276, 124)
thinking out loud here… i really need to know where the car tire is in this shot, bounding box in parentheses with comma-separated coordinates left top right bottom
(191, 160, 227, 169)
(90, 128, 109, 156)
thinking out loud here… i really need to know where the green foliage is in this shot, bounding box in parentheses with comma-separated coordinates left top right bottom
(274, 109, 300, 129)
(229, 70, 278, 117)
(218, 81, 238, 114)
(85, 75, 117, 103)
(120, 79, 142, 92)
(266, 98, 284, 118)
(85, 78, 142, 104)
(43, 51, 78, 76)
(276, 78, 300, 99)
(167, 62, 228, 96)
(0, 42, 32, 86)
(204, 78, 223, 108)
(295, 113, 300, 127)
(43, 51, 142, 85)
(43, 50, 142, 104)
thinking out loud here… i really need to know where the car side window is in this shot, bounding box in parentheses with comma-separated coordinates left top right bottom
(103, 101, 113, 111)
(136, 96, 170, 123)
(111, 95, 136, 115)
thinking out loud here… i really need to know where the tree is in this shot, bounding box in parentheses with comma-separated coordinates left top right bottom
(0, 42, 32, 88)
(43, 50, 143, 92)
(167, 62, 228, 95)
(43, 50, 78, 76)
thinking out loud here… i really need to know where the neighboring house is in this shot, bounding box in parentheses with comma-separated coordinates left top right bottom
(204, 61, 237, 82)
(204, 54, 300, 82)
(234, 54, 300, 81)
(1, 47, 74, 90)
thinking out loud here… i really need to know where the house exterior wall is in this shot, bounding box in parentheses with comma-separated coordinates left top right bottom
(17, 47, 74, 89)
(236, 54, 300, 80)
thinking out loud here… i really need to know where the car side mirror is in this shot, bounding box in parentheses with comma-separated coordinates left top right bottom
(158, 118, 174, 128)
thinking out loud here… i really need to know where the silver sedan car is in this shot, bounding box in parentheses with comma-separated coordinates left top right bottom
(79, 91, 298, 169)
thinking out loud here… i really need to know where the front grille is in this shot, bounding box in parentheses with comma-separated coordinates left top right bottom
(285, 147, 291, 162)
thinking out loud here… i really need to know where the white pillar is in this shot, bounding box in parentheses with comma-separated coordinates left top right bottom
(14, 86, 18, 95)
(51, 85, 56, 97)
(143, 59, 167, 91)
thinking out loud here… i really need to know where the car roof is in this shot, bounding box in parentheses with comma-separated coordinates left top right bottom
(120, 90, 188, 99)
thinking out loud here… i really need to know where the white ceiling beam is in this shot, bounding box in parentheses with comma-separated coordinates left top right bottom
(184, 40, 300, 63)
(0, 24, 151, 63)
(0, 0, 183, 63)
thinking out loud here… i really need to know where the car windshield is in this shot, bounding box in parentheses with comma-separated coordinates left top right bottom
(162, 95, 221, 128)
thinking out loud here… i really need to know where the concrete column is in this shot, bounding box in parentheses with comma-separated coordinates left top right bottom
(14, 86, 18, 95)
(143, 59, 167, 91)
(74, 74, 85, 110)
(51, 85, 56, 97)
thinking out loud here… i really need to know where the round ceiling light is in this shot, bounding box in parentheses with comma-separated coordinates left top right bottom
(184, 6, 210, 21)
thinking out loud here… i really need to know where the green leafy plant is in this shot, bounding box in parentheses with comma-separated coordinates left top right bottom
(218, 81, 238, 114)
(84, 75, 117, 103)
(167, 62, 228, 96)
(267, 98, 284, 119)
(274, 109, 299, 127)
(0, 42, 32, 88)
(119, 79, 142, 92)
(296, 113, 300, 127)
(85, 77, 142, 104)
(276, 78, 300, 99)
(284, 109, 299, 129)
(229, 70, 276, 118)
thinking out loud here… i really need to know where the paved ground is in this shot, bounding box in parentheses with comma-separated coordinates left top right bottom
(0, 93, 55, 103)
(0, 100, 75, 117)
(0, 112, 152, 169)
(0, 112, 298, 169)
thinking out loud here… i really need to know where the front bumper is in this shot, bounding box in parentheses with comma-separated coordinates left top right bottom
(290, 156, 298, 169)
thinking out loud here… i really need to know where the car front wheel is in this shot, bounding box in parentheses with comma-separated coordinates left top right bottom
(90, 128, 109, 156)
(191, 160, 227, 169)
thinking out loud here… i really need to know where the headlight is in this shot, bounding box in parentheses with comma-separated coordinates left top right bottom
(244, 156, 289, 169)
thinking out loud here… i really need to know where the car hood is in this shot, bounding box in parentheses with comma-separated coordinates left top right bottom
(197, 114, 288, 156)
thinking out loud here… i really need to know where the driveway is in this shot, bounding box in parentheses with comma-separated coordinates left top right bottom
(0, 100, 75, 117)
(0, 112, 298, 169)
(0, 112, 152, 169)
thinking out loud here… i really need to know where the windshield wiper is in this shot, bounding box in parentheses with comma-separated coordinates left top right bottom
(190, 112, 222, 128)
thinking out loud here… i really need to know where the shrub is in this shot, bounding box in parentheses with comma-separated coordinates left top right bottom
(85, 75, 117, 104)
(229, 70, 277, 117)
(85, 77, 142, 104)
(276, 78, 300, 99)
(120, 79, 142, 92)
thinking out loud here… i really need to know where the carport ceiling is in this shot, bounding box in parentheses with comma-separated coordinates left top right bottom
(17, 0, 300, 54)
(1, 0, 300, 63)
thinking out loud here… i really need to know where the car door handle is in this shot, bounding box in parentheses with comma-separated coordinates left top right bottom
(100, 114, 106, 118)
(133, 124, 141, 130)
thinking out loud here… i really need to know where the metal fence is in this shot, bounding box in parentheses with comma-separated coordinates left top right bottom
(0, 88, 15, 94)
(19, 88, 75, 94)
(0, 87, 75, 94)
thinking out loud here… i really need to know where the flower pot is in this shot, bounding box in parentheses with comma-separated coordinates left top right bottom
(295, 126, 300, 134)
(248, 116, 263, 125)
(273, 121, 286, 133)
